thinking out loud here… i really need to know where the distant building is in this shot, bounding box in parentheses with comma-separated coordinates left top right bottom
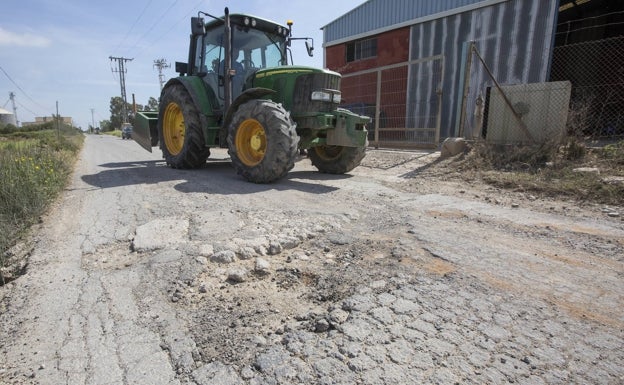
(22, 116, 74, 127)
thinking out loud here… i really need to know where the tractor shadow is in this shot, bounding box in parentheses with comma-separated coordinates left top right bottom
(81, 159, 345, 195)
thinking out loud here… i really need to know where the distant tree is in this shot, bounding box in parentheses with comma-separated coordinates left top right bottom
(109, 96, 125, 130)
(147, 97, 159, 111)
(109, 97, 139, 130)
(100, 120, 112, 132)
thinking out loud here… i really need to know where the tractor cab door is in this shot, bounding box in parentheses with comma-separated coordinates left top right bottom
(197, 36, 224, 107)
(198, 28, 247, 106)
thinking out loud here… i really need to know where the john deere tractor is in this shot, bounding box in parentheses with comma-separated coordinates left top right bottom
(133, 8, 368, 183)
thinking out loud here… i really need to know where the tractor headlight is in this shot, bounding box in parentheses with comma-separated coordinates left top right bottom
(311, 91, 341, 104)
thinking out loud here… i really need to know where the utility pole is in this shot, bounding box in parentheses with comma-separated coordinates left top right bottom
(90, 108, 95, 133)
(109, 56, 133, 124)
(56, 101, 60, 140)
(9, 92, 19, 127)
(153, 58, 170, 92)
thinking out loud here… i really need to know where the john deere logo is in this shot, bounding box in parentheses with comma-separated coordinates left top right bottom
(256, 69, 314, 78)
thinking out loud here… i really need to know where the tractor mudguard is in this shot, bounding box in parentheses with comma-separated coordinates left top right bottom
(223, 87, 276, 130)
(164, 76, 219, 127)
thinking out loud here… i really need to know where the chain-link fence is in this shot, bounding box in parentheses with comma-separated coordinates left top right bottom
(340, 56, 443, 148)
(458, 37, 624, 145)
(550, 36, 624, 139)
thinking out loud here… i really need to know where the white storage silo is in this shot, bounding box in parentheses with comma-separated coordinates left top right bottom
(0, 107, 17, 126)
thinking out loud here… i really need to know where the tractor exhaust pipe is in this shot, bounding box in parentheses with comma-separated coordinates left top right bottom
(223, 7, 232, 112)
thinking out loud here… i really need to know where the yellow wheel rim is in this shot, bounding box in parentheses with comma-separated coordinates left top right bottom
(163, 102, 185, 155)
(314, 145, 343, 161)
(235, 118, 266, 167)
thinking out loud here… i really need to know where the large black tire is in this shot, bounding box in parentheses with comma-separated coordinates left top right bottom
(158, 84, 210, 168)
(309, 145, 366, 174)
(227, 99, 298, 183)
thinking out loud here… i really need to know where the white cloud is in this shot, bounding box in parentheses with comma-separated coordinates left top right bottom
(0, 27, 51, 47)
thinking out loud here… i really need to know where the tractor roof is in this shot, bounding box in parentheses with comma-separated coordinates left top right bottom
(204, 13, 290, 36)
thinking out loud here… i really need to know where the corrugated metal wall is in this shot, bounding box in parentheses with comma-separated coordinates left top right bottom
(411, 0, 559, 138)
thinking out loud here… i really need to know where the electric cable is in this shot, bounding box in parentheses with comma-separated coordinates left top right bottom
(0, 64, 51, 113)
(123, 0, 180, 56)
(131, 0, 204, 58)
(112, 0, 154, 54)
(16, 100, 41, 118)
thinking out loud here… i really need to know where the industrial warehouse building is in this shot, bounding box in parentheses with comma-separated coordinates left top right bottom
(322, 0, 624, 147)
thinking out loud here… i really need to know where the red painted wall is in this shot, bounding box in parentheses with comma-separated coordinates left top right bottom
(327, 27, 410, 129)
(326, 27, 410, 74)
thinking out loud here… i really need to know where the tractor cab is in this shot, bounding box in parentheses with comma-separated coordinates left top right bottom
(181, 13, 305, 111)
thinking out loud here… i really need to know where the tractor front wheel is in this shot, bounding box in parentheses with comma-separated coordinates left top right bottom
(158, 84, 210, 168)
(309, 145, 366, 174)
(227, 99, 298, 183)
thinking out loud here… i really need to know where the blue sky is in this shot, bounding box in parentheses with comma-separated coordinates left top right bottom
(0, 0, 365, 130)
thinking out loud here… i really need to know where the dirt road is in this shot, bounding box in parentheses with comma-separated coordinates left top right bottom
(1, 134, 622, 384)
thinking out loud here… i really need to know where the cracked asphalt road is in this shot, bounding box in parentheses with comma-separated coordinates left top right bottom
(0, 134, 623, 384)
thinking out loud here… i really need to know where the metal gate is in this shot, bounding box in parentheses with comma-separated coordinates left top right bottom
(341, 55, 443, 148)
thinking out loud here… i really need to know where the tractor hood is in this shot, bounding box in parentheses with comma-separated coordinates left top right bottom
(248, 66, 343, 114)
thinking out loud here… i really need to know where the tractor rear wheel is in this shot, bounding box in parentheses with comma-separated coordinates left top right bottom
(309, 145, 366, 174)
(158, 84, 210, 168)
(227, 99, 298, 183)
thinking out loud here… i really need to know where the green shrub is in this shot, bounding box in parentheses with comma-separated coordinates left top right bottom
(0, 129, 83, 276)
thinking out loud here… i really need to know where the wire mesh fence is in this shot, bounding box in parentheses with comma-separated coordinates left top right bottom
(340, 56, 443, 148)
(550, 36, 624, 139)
(459, 43, 608, 144)
(461, 37, 624, 145)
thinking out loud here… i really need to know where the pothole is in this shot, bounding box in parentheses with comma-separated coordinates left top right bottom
(81, 242, 144, 270)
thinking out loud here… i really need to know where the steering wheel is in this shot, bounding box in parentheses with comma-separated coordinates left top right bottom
(240, 59, 255, 70)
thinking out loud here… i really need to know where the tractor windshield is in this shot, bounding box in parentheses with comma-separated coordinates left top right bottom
(201, 24, 286, 74)
(200, 22, 287, 101)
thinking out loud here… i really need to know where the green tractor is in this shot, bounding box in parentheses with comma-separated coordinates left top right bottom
(133, 8, 368, 183)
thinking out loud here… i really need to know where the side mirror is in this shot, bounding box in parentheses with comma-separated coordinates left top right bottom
(175, 62, 188, 76)
(305, 40, 314, 57)
(191, 17, 205, 36)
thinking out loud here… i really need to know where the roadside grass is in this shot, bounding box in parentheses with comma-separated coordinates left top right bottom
(455, 139, 624, 206)
(104, 129, 122, 138)
(0, 128, 83, 283)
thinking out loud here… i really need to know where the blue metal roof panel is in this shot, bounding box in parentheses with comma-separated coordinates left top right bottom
(323, 0, 508, 45)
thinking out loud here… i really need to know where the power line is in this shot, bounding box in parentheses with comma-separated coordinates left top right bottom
(150, 0, 205, 44)
(16, 99, 38, 119)
(0, 64, 49, 113)
(120, 0, 204, 59)
(112, 0, 154, 54)
(124, 0, 180, 56)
